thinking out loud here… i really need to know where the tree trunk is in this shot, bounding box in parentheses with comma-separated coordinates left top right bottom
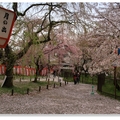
(97, 73, 105, 92)
(34, 72, 38, 82)
(3, 77, 13, 88)
(34, 65, 39, 82)
(2, 45, 15, 88)
(2, 67, 14, 88)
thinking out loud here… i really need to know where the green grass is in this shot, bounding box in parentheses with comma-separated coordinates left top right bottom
(63, 77, 73, 82)
(0, 87, 11, 94)
(0, 75, 57, 95)
(63, 73, 97, 85)
(0, 75, 4, 80)
(102, 79, 120, 96)
(15, 81, 48, 94)
(81, 74, 97, 85)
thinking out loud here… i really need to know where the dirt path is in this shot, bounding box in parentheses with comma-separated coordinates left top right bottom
(0, 83, 120, 114)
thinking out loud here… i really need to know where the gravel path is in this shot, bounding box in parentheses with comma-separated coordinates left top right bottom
(0, 83, 120, 114)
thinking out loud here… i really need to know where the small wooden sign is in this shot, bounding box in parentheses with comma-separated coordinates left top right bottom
(0, 6, 16, 48)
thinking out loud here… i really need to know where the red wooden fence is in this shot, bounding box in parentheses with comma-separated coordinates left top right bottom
(0, 65, 54, 76)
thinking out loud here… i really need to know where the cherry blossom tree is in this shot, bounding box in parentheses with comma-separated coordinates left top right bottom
(0, 2, 76, 87)
(1, 2, 95, 87)
(1, 2, 119, 88)
(73, 3, 120, 76)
